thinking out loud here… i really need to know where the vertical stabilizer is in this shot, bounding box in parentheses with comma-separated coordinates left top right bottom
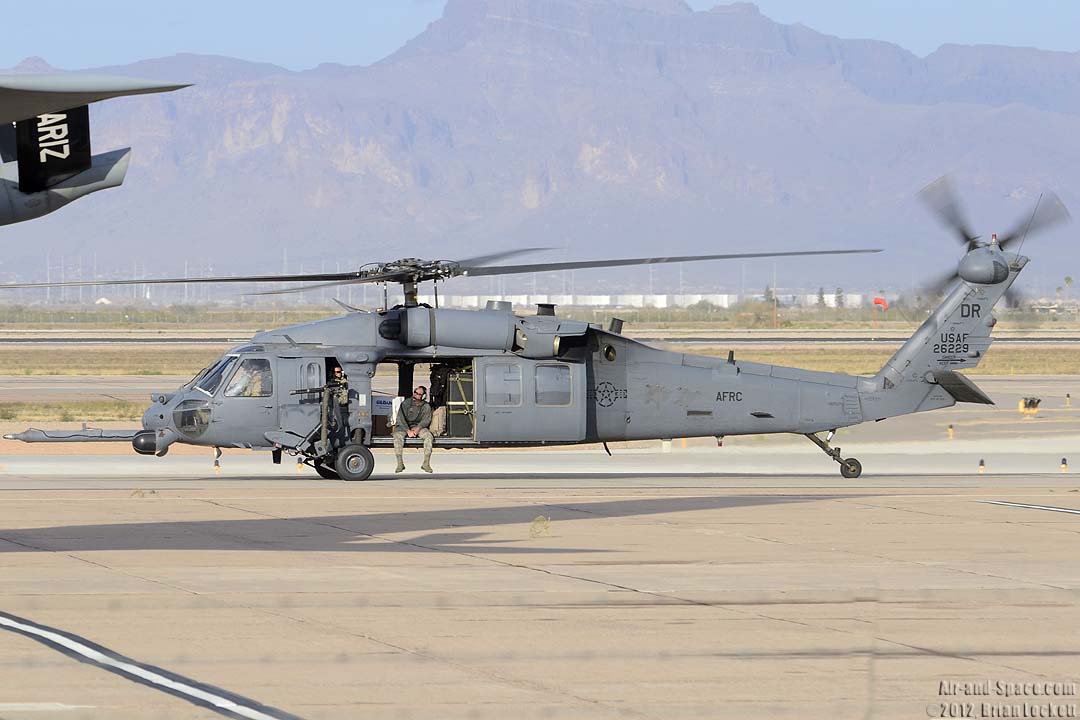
(874, 255, 1024, 391)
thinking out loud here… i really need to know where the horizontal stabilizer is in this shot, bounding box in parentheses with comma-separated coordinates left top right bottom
(0, 148, 129, 227)
(932, 370, 994, 405)
(0, 74, 189, 125)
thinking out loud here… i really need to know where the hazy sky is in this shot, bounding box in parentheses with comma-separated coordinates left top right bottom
(0, 1, 1076, 72)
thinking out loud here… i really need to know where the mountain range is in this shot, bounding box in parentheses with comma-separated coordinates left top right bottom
(2, 0, 1078, 296)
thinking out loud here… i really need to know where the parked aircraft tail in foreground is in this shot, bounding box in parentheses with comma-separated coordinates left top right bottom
(0, 73, 188, 226)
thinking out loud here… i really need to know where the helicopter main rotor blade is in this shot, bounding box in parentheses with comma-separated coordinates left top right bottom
(247, 272, 405, 296)
(0, 249, 555, 291)
(919, 175, 980, 251)
(453, 247, 554, 267)
(0, 270, 366, 289)
(0, 247, 881, 295)
(457, 248, 882, 278)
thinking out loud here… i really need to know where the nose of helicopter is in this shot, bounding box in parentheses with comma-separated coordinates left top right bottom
(142, 398, 170, 431)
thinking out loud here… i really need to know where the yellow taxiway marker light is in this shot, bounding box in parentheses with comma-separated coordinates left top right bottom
(947, 424, 954, 440)
(978, 458, 986, 474)
(1062, 458, 1069, 473)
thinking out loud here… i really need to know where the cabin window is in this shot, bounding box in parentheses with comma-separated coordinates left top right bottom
(484, 363, 521, 406)
(305, 362, 322, 389)
(535, 364, 572, 406)
(296, 361, 323, 404)
(224, 358, 274, 397)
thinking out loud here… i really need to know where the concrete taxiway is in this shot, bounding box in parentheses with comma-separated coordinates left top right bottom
(0, 376, 1076, 718)
(1, 446, 1080, 719)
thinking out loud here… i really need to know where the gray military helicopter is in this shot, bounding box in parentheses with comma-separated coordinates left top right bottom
(4, 182, 1067, 479)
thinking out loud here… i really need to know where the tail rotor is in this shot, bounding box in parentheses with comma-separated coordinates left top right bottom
(918, 176, 1070, 303)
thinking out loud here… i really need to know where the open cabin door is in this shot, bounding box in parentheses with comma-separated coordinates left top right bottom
(474, 357, 586, 442)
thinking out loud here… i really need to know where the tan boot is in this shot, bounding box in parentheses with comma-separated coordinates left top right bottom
(421, 456, 433, 473)
(395, 458, 406, 473)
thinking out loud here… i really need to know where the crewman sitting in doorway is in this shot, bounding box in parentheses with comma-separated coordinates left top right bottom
(393, 385, 434, 473)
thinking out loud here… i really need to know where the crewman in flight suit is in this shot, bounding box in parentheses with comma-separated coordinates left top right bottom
(329, 364, 350, 447)
(393, 385, 434, 473)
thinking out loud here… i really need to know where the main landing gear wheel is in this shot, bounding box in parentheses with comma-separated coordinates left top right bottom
(334, 444, 375, 482)
(314, 460, 340, 480)
(840, 458, 862, 479)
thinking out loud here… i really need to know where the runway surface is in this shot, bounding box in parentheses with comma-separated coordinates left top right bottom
(1, 447, 1079, 719)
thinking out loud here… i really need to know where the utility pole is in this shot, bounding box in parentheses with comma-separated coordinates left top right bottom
(772, 262, 778, 329)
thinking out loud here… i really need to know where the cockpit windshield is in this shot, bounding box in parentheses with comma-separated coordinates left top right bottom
(183, 365, 210, 391)
(194, 356, 237, 396)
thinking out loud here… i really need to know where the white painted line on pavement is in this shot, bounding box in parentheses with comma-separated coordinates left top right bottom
(0, 611, 300, 720)
(981, 500, 1080, 515)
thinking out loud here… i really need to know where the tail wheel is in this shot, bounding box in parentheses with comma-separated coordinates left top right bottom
(334, 444, 375, 482)
(313, 460, 340, 480)
(840, 458, 862, 479)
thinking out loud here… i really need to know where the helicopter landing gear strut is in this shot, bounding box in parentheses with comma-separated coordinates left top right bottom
(805, 431, 862, 479)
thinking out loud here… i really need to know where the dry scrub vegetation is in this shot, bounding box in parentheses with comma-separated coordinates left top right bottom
(0, 347, 224, 376)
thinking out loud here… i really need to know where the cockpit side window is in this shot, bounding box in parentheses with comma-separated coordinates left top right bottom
(224, 358, 274, 398)
(195, 356, 237, 396)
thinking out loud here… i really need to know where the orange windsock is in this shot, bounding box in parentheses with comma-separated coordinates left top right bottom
(873, 296, 888, 311)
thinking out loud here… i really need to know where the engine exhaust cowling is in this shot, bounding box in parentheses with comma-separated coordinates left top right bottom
(399, 307, 516, 350)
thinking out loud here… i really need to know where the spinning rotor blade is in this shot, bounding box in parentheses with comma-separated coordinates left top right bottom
(0, 247, 554, 291)
(0, 247, 882, 296)
(997, 191, 1070, 250)
(921, 267, 961, 298)
(246, 248, 882, 296)
(454, 247, 554, 267)
(457, 248, 882, 278)
(919, 175, 980, 251)
(248, 273, 403, 296)
(0, 269, 366, 289)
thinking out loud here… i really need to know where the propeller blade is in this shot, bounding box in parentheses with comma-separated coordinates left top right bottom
(1003, 287, 1025, 310)
(921, 268, 960, 299)
(998, 191, 1071, 250)
(457, 248, 882, 278)
(919, 175, 980, 251)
